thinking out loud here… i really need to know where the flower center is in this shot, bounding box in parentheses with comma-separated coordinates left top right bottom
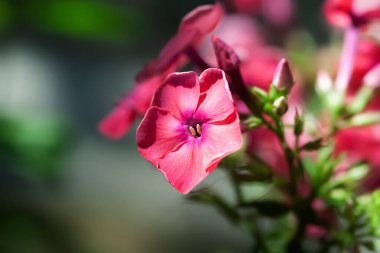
(188, 123, 202, 137)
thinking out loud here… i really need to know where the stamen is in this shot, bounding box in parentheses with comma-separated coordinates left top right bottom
(189, 126, 197, 137)
(196, 124, 202, 135)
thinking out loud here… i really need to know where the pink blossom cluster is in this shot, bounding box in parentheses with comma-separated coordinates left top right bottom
(99, 0, 380, 198)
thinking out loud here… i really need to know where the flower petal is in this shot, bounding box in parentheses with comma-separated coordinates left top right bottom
(196, 68, 236, 122)
(157, 139, 206, 194)
(137, 107, 187, 162)
(151, 71, 200, 120)
(99, 75, 165, 139)
(200, 112, 242, 166)
(98, 107, 137, 140)
(323, 0, 354, 28)
(179, 3, 223, 42)
(136, 30, 198, 83)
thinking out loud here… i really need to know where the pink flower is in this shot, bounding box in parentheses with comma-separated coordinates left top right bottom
(99, 3, 223, 139)
(136, 3, 223, 82)
(200, 15, 285, 90)
(200, 14, 265, 66)
(229, 0, 295, 26)
(348, 38, 380, 93)
(136, 69, 242, 194)
(335, 38, 380, 191)
(241, 47, 284, 90)
(323, 0, 380, 29)
(336, 125, 380, 191)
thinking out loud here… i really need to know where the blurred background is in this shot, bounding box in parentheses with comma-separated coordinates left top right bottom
(0, 0, 329, 252)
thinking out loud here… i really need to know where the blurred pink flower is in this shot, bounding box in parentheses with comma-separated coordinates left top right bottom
(98, 69, 175, 140)
(200, 14, 284, 90)
(200, 14, 265, 65)
(306, 225, 328, 238)
(136, 69, 242, 194)
(137, 3, 224, 82)
(323, 0, 380, 28)
(229, 0, 295, 26)
(336, 125, 380, 191)
(99, 3, 223, 139)
(348, 38, 380, 93)
(241, 47, 284, 90)
(335, 38, 380, 191)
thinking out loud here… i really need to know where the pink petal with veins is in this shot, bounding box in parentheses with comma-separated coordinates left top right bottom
(151, 72, 200, 121)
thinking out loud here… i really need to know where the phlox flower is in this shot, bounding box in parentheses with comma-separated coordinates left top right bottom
(324, 0, 380, 28)
(229, 0, 295, 27)
(136, 69, 242, 194)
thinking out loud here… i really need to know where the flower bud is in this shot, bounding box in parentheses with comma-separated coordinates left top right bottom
(212, 35, 240, 71)
(363, 63, 380, 88)
(273, 96, 288, 116)
(294, 109, 304, 136)
(316, 69, 333, 94)
(272, 58, 294, 91)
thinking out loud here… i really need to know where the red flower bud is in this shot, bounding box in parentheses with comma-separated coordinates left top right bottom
(212, 35, 240, 71)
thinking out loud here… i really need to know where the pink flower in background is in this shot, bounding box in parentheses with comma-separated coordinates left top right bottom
(347, 38, 380, 92)
(136, 69, 242, 194)
(99, 3, 223, 139)
(323, 0, 380, 28)
(98, 70, 176, 140)
(241, 47, 284, 90)
(335, 38, 380, 191)
(137, 3, 223, 82)
(336, 125, 380, 191)
(200, 14, 265, 66)
(229, 0, 295, 26)
(200, 14, 284, 90)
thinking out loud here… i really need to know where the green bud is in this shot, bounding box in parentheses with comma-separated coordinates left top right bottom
(273, 96, 288, 116)
(294, 109, 304, 136)
(245, 116, 263, 129)
(300, 138, 324, 151)
(250, 87, 268, 102)
(315, 69, 333, 95)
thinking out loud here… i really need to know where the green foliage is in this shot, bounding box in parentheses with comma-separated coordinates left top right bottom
(20, 0, 145, 43)
(0, 0, 12, 33)
(329, 191, 380, 252)
(0, 114, 71, 181)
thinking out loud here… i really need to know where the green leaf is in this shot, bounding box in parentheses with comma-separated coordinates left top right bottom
(244, 116, 263, 129)
(232, 165, 273, 182)
(250, 87, 269, 102)
(240, 201, 289, 218)
(347, 86, 374, 114)
(345, 112, 380, 127)
(300, 138, 324, 151)
(187, 191, 240, 224)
